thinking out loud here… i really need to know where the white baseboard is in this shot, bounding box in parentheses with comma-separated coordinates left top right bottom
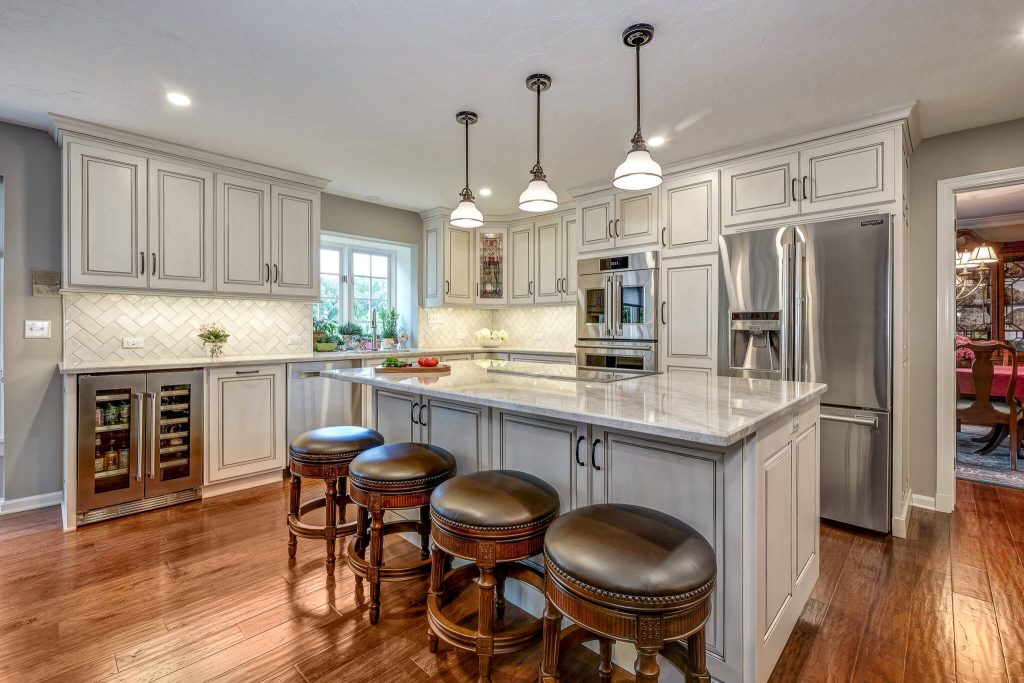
(892, 488, 913, 538)
(934, 492, 955, 514)
(201, 469, 287, 499)
(911, 493, 937, 511)
(0, 490, 63, 515)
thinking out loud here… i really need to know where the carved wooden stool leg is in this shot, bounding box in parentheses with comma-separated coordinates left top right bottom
(598, 638, 614, 683)
(336, 476, 349, 524)
(427, 545, 445, 653)
(476, 566, 496, 683)
(495, 568, 507, 618)
(367, 504, 385, 624)
(685, 630, 710, 683)
(418, 505, 431, 561)
(540, 595, 562, 682)
(324, 478, 338, 575)
(353, 505, 369, 555)
(287, 474, 301, 558)
(635, 646, 661, 682)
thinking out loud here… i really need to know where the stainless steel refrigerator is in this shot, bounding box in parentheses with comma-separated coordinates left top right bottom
(718, 214, 892, 531)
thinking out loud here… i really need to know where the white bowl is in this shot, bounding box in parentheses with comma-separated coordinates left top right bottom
(478, 338, 504, 348)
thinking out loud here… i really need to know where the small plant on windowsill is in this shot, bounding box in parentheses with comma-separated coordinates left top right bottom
(379, 309, 400, 349)
(198, 323, 230, 358)
(338, 321, 364, 351)
(313, 313, 339, 352)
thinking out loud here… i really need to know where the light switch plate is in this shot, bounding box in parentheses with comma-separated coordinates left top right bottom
(24, 320, 51, 338)
(122, 337, 145, 349)
(288, 335, 305, 345)
(428, 313, 442, 325)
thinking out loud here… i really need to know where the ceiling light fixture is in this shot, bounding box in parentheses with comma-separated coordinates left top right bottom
(166, 92, 191, 107)
(613, 23, 663, 190)
(518, 73, 558, 213)
(647, 136, 665, 147)
(449, 111, 484, 228)
(479, 188, 492, 197)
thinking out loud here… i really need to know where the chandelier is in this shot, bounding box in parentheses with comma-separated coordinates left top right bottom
(955, 248, 994, 303)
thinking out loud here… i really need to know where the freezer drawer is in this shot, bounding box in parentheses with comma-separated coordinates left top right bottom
(820, 407, 891, 532)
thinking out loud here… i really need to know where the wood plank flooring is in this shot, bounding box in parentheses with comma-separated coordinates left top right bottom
(1, 478, 1022, 682)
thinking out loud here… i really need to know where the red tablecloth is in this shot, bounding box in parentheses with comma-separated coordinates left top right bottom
(957, 365, 1024, 399)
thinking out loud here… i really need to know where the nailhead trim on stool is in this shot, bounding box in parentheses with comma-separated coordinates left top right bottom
(346, 442, 457, 624)
(286, 426, 384, 575)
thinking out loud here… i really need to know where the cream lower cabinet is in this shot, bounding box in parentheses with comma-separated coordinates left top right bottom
(207, 365, 287, 483)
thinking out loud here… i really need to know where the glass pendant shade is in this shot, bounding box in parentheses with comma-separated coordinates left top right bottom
(519, 178, 558, 212)
(969, 245, 997, 263)
(613, 148, 663, 190)
(957, 251, 979, 269)
(450, 199, 483, 228)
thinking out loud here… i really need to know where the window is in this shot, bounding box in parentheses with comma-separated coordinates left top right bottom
(351, 251, 391, 326)
(317, 247, 343, 323)
(314, 243, 394, 329)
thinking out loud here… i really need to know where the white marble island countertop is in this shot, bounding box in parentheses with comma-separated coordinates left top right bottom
(323, 360, 827, 447)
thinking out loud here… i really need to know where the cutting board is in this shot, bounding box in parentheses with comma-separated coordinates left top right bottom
(373, 364, 451, 374)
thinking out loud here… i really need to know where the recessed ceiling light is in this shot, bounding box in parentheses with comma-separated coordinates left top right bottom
(366, 195, 381, 201)
(647, 136, 666, 147)
(166, 92, 191, 107)
(479, 188, 492, 196)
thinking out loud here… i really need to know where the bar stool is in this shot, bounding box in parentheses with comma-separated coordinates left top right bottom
(287, 425, 385, 574)
(346, 442, 457, 624)
(426, 470, 560, 683)
(539, 504, 717, 682)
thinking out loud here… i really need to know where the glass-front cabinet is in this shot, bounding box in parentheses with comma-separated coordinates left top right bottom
(77, 370, 203, 514)
(475, 227, 508, 306)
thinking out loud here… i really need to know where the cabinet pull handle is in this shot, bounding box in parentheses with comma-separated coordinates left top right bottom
(529, 280, 534, 295)
(445, 280, 450, 295)
(133, 392, 145, 481)
(661, 300, 667, 324)
(140, 252, 145, 275)
(590, 438, 603, 471)
(147, 392, 157, 479)
(419, 404, 428, 427)
(273, 264, 279, 284)
(614, 218, 620, 238)
(661, 226, 667, 248)
(265, 263, 270, 283)
(152, 252, 157, 275)
(411, 401, 420, 425)
(791, 177, 798, 202)
(802, 175, 809, 200)
(574, 436, 585, 467)
(235, 369, 260, 375)
(477, 282, 481, 297)
(607, 220, 613, 239)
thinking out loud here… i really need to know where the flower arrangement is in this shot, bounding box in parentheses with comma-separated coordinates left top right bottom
(474, 328, 509, 348)
(955, 335, 975, 367)
(198, 323, 229, 357)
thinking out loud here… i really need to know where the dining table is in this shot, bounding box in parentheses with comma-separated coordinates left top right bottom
(956, 364, 1023, 454)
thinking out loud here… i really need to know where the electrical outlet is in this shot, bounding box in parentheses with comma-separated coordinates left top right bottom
(24, 320, 51, 338)
(455, 334, 465, 343)
(122, 337, 145, 349)
(428, 313, 442, 325)
(533, 333, 543, 342)
(288, 335, 304, 345)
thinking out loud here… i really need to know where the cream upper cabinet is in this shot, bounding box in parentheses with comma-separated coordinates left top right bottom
(562, 215, 578, 302)
(660, 253, 719, 371)
(445, 224, 475, 305)
(578, 193, 615, 253)
(147, 159, 214, 293)
(722, 151, 801, 228)
(270, 186, 319, 298)
(66, 142, 148, 288)
(475, 225, 509, 306)
(422, 214, 444, 307)
(660, 170, 720, 256)
(510, 221, 535, 304)
(614, 189, 659, 248)
(216, 174, 272, 296)
(534, 217, 564, 304)
(798, 129, 895, 215)
(206, 364, 286, 483)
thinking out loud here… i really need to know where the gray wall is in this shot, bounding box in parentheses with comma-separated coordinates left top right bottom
(0, 121, 63, 502)
(907, 117, 1024, 497)
(320, 192, 421, 246)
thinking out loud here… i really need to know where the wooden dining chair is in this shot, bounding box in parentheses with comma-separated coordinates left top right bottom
(956, 340, 1020, 470)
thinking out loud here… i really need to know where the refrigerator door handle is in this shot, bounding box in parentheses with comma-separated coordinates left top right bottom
(794, 240, 806, 382)
(780, 243, 793, 380)
(133, 392, 145, 481)
(821, 413, 879, 428)
(146, 392, 158, 479)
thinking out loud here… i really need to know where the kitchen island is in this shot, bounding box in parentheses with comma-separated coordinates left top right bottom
(323, 360, 826, 683)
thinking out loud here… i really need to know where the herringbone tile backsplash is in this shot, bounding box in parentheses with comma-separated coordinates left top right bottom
(418, 305, 575, 350)
(64, 293, 313, 364)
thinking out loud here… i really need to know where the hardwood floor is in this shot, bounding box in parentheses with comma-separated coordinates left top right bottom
(1, 478, 1021, 682)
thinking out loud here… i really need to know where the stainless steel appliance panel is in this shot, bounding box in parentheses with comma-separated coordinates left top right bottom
(287, 360, 364, 443)
(575, 340, 658, 373)
(819, 406, 891, 532)
(576, 252, 659, 342)
(144, 370, 204, 498)
(797, 215, 891, 410)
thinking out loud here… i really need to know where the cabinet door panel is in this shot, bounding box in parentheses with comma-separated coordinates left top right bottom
(476, 226, 508, 306)
(510, 223, 534, 304)
(722, 152, 800, 228)
(496, 412, 579, 513)
(615, 190, 658, 247)
(148, 160, 214, 292)
(578, 194, 614, 253)
(445, 225, 474, 304)
(800, 129, 894, 214)
(661, 170, 719, 255)
(67, 142, 148, 288)
(424, 399, 486, 475)
(763, 443, 794, 638)
(662, 254, 718, 369)
(207, 366, 285, 482)
(562, 216, 578, 301)
(216, 175, 272, 295)
(534, 219, 563, 303)
(374, 389, 419, 444)
(271, 186, 319, 298)
(794, 423, 818, 582)
(423, 216, 444, 307)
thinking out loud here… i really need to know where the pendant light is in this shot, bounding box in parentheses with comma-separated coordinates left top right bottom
(969, 244, 997, 263)
(518, 74, 558, 212)
(450, 111, 484, 228)
(613, 23, 662, 190)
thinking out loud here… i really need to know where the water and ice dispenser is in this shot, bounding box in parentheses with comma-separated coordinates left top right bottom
(728, 311, 782, 373)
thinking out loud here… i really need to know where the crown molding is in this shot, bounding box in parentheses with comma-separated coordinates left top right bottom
(49, 113, 330, 190)
(957, 212, 1024, 231)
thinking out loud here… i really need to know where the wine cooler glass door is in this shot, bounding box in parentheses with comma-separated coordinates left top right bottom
(145, 370, 204, 498)
(77, 374, 148, 512)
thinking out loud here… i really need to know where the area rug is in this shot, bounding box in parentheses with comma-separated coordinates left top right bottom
(956, 425, 1024, 489)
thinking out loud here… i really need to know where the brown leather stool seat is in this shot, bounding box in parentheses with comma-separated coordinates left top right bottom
(427, 470, 560, 683)
(540, 504, 717, 683)
(286, 426, 384, 575)
(346, 443, 457, 624)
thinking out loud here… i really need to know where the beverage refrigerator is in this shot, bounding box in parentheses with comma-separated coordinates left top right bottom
(77, 370, 203, 524)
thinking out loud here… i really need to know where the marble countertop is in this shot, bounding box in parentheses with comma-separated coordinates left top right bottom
(323, 360, 827, 447)
(58, 347, 573, 375)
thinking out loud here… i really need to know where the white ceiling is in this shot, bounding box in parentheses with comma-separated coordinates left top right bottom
(957, 183, 1024, 220)
(2, 1, 1024, 213)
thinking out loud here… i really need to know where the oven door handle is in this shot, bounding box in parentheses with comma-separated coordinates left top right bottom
(604, 276, 614, 337)
(615, 275, 624, 335)
(574, 343, 653, 352)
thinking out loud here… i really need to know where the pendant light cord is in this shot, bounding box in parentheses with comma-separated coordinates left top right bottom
(464, 118, 469, 191)
(536, 82, 541, 166)
(635, 44, 642, 136)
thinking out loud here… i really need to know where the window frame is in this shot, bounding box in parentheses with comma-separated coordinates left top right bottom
(315, 240, 396, 330)
(349, 247, 395, 327)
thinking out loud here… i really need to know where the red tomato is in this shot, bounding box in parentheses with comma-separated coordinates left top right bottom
(418, 357, 440, 367)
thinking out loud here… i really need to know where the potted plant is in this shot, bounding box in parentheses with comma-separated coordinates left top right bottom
(198, 323, 230, 358)
(379, 308, 400, 349)
(313, 313, 338, 350)
(338, 321, 364, 351)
